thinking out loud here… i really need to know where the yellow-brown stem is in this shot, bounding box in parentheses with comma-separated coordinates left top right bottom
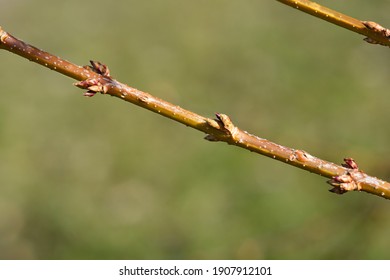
(276, 0, 390, 47)
(1, 26, 390, 200)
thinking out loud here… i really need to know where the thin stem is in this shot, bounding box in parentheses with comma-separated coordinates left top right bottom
(1, 26, 390, 200)
(0, 27, 222, 136)
(276, 0, 390, 47)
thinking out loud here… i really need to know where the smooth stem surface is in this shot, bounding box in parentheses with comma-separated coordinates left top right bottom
(1, 26, 390, 200)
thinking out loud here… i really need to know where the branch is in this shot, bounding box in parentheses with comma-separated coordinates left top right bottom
(276, 0, 390, 47)
(1, 26, 389, 200)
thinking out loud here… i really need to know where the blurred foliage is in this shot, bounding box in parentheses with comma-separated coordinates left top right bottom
(0, 0, 389, 259)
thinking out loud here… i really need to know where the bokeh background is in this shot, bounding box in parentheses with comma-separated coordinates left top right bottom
(0, 0, 389, 259)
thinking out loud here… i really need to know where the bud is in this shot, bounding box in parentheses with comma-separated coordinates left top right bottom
(342, 158, 359, 170)
(74, 78, 109, 96)
(362, 21, 385, 32)
(327, 173, 358, 194)
(362, 20, 390, 45)
(83, 91, 96, 97)
(333, 174, 353, 184)
(74, 78, 99, 89)
(90, 60, 110, 77)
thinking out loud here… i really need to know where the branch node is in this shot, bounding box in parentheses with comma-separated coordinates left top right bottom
(215, 113, 239, 138)
(362, 20, 390, 46)
(204, 113, 239, 142)
(74, 61, 112, 96)
(328, 158, 362, 194)
(74, 77, 109, 97)
(328, 173, 356, 194)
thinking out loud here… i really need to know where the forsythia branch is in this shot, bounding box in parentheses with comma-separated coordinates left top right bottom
(1, 26, 389, 200)
(276, 0, 390, 47)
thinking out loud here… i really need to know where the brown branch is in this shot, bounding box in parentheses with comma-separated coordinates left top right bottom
(276, 0, 390, 47)
(1, 26, 390, 200)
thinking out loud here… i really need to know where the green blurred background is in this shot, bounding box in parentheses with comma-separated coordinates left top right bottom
(0, 0, 389, 259)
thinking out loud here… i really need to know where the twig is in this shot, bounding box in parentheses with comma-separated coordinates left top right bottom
(1, 26, 389, 200)
(276, 0, 390, 47)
